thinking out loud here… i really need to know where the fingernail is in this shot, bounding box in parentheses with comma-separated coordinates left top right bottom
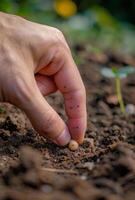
(54, 127, 71, 146)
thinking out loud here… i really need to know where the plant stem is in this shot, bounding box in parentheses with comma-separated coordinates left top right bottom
(115, 77, 125, 113)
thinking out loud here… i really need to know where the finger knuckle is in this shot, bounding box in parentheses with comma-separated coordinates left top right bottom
(52, 27, 63, 37)
(52, 28, 69, 49)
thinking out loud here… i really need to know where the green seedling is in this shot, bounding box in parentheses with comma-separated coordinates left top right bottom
(101, 66, 135, 113)
(0, 107, 5, 113)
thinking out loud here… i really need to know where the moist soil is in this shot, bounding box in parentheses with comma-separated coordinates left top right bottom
(0, 46, 135, 200)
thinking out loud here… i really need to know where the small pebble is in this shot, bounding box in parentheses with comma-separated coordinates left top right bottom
(83, 162, 95, 171)
(68, 140, 79, 151)
(126, 104, 135, 115)
(80, 175, 87, 180)
(106, 95, 118, 105)
(40, 184, 53, 193)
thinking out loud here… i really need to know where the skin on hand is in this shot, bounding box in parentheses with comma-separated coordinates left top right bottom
(0, 12, 87, 146)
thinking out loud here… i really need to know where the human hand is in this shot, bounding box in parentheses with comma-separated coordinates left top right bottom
(0, 12, 87, 146)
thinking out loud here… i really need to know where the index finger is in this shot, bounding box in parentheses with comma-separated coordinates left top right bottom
(54, 52, 87, 144)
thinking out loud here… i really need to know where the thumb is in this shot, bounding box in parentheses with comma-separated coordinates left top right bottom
(15, 76, 71, 146)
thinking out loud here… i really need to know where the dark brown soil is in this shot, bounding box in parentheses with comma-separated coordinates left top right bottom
(0, 47, 135, 200)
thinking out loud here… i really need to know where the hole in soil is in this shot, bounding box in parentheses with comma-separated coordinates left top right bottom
(4, 197, 14, 200)
(63, 185, 74, 193)
(127, 81, 135, 87)
(113, 164, 130, 177)
(99, 78, 111, 85)
(127, 135, 135, 144)
(23, 181, 39, 189)
(11, 164, 26, 175)
(96, 196, 107, 200)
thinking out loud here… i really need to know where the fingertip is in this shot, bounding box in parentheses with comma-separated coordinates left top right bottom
(67, 117, 86, 145)
(72, 132, 85, 145)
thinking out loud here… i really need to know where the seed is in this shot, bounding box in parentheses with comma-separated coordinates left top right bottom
(68, 140, 79, 151)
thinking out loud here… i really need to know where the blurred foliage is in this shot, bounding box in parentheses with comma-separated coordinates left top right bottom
(73, 0, 135, 25)
(0, 0, 135, 55)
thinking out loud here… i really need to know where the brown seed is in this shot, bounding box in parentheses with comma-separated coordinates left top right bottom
(68, 140, 79, 151)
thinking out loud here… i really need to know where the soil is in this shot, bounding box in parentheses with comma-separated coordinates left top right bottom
(0, 46, 135, 200)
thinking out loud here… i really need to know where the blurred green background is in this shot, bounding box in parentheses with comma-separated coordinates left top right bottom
(0, 0, 135, 56)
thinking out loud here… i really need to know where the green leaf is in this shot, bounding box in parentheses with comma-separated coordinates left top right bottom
(101, 66, 135, 79)
(118, 66, 135, 77)
(101, 67, 115, 78)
